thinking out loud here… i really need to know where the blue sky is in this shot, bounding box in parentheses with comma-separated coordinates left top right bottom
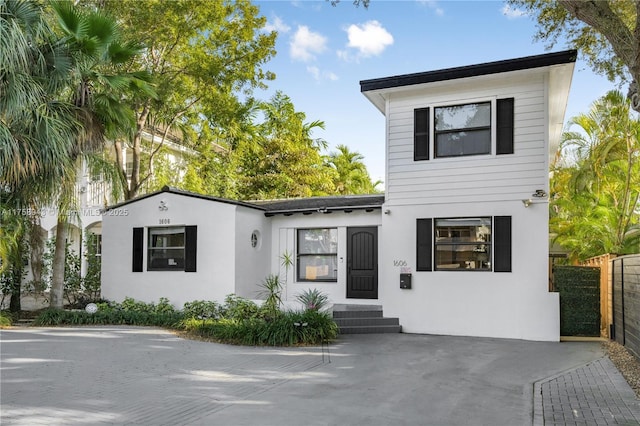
(253, 0, 617, 185)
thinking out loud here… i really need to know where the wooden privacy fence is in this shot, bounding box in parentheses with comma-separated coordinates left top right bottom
(582, 254, 617, 338)
(611, 254, 640, 358)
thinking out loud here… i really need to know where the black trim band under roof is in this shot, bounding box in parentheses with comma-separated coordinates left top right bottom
(360, 50, 577, 92)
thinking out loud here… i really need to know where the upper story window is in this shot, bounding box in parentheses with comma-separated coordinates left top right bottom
(297, 228, 338, 282)
(434, 102, 491, 158)
(414, 98, 514, 161)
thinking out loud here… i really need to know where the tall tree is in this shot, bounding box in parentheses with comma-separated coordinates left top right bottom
(327, 144, 380, 195)
(0, 0, 78, 197)
(95, 0, 277, 199)
(509, 1, 640, 111)
(47, 1, 151, 308)
(551, 90, 640, 260)
(230, 92, 336, 200)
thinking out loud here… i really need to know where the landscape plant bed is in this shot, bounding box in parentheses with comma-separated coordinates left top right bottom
(29, 294, 338, 347)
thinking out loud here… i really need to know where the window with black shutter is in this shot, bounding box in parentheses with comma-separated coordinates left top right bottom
(132, 227, 143, 272)
(416, 219, 432, 271)
(496, 98, 514, 155)
(414, 108, 430, 161)
(493, 216, 512, 272)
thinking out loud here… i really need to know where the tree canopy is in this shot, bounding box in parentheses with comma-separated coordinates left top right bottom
(551, 90, 640, 260)
(509, 1, 640, 111)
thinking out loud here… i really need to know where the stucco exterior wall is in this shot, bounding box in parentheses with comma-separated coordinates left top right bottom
(234, 206, 272, 300)
(378, 200, 558, 341)
(101, 192, 240, 308)
(269, 210, 382, 307)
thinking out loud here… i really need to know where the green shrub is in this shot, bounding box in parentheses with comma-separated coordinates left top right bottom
(33, 307, 184, 327)
(222, 294, 260, 320)
(295, 289, 330, 311)
(257, 274, 283, 318)
(181, 309, 338, 346)
(0, 311, 12, 328)
(183, 300, 222, 319)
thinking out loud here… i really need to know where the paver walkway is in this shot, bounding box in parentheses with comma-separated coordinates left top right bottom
(1, 326, 638, 425)
(534, 357, 640, 425)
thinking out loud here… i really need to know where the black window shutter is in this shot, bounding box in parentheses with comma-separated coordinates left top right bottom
(414, 108, 430, 161)
(185, 226, 197, 272)
(132, 227, 143, 272)
(416, 218, 432, 271)
(496, 98, 514, 155)
(494, 216, 512, 272)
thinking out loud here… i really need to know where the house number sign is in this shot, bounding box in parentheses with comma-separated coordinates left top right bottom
(159, 218, 170, 225)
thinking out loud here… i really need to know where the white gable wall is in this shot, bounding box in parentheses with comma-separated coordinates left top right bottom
(101, 192, 239, 308)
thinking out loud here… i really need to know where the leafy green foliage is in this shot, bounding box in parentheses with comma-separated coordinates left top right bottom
(553, 266, 601, 336)
(183, 300, 222, 319)
(327, 145, 381, 195)
(256, 274, 283, 319)
(295, 289, 330, 312)
(183, 309, 338, 346)
(508, 0, 640, 117)
(0, 311, 13, 328)
(31, 294, 339, 346)
(551, 90, 640, 260)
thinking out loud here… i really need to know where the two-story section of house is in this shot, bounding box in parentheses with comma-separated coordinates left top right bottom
(363, 50, 576, 341)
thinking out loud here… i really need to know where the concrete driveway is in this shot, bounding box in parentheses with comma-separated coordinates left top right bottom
(0, 327, 606, 425)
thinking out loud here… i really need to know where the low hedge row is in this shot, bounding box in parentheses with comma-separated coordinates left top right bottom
(30, 296, 338, 346)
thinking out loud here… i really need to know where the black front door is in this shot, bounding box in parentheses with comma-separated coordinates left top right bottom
(347, 227, 378, 299)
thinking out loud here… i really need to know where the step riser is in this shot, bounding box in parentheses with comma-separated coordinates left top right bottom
(339, 326, 402, 334)
(332, 310, 383, 319)
(335, 318, 400, 327)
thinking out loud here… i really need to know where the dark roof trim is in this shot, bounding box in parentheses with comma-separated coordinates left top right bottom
(103, 186, 266, 212)
(257, 194, 384, 216)
(360, 50, 577, 92)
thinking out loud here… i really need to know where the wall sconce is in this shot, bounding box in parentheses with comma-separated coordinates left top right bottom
(522, 199, 532, 208)
(158, 200, 168, 211)
(532, 189, 547, 198)
(384, 209, 391, 215)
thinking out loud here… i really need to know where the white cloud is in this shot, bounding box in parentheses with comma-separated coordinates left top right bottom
(263, 16, 291, 34)
(290, 25, 328, 62)
(418, 0, 444, 16)
(501, 4, 527, 19)
(307, 66, 339, 82)
(342, 20, 393, 60)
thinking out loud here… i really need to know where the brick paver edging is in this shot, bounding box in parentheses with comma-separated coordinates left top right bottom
(533, 357, 640, 425)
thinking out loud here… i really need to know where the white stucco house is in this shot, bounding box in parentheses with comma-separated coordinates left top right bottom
(101, 50, 577, 341)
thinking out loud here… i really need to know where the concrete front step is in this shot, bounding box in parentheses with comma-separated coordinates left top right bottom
(333, 309, 383, 319)
(334, 317, 400, 327)
(332, 304, 401, 334)
(338, 324, 402, 334)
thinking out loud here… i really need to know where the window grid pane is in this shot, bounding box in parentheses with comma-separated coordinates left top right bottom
(297, 228, 338, 281)
(434, 102, 491, 158)
(434, 218, 491, 271)
(148, 226, 185, 271)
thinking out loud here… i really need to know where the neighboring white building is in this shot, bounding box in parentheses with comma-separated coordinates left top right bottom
(101, 50, 577, 341)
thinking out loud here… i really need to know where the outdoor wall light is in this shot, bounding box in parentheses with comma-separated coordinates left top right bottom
(522, 199, 532, 207)
(384, 209, 391, 215)
(532, 189, 547, 198)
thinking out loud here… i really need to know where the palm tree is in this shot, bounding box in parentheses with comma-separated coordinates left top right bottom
(0, 0, 78, 196)
(47, 1, 153, 308)
(327, 144, 381, 195)
(551, 90, 640, 260)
